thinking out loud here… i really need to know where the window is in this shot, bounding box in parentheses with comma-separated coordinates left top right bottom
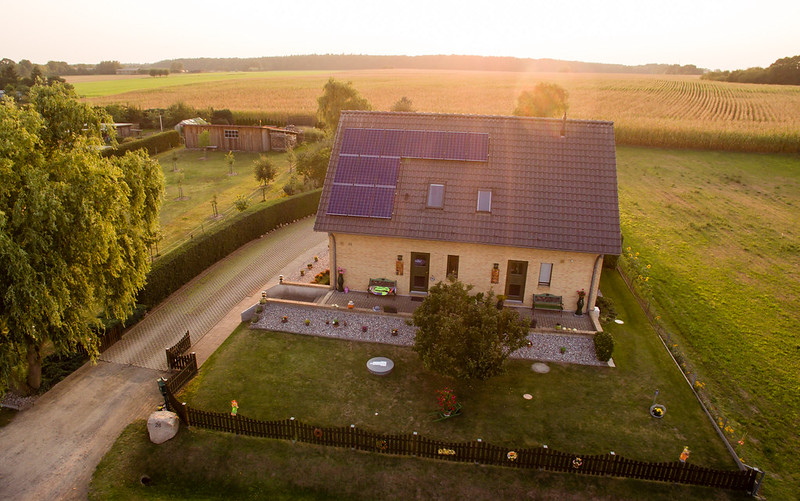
(427, 184, 445, 208)
(538, 263, 553, 286)
(446, 255, 459, 279)
(477, 189, 492, 212)
(224, 129, 239, 139)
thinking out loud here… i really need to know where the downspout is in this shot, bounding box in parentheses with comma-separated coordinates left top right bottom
(329, 233, 337, 290)
(587, 254, 604, 331)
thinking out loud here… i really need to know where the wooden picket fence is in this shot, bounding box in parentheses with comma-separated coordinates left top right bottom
(166, 331, 192, 370)
(160, 342, 763, 495)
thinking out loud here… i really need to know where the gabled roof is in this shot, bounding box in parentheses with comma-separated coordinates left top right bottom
(314, 111, 621, 255)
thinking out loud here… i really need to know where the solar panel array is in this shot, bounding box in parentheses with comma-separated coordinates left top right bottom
(340, 128, 489, 161)
(328, 127, 489, 218)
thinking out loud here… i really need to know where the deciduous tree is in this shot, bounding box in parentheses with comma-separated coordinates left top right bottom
(513, 83, 569, 118)
(316, 78, 371, 129)
(294, 139, 331, 188)
(0, 83, 164, 394)
(391, 96, 415, 112)
(412, 280, 530, 380)
(253, 155, 276, 201)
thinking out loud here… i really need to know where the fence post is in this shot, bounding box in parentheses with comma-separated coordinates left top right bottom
(412, 431, 418, 457)
(350, 424, 356, 451)
(749, 467, 765, 497)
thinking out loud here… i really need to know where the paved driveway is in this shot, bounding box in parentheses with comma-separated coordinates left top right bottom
(0, 217, 328, 500)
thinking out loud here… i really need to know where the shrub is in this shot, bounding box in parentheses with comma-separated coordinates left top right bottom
(300, 127, 326, 144)
(102, 130, 181, 157)
(210, 108, 234, 125)
(594, 331, 615, 362)
(595, 295, 617, 323)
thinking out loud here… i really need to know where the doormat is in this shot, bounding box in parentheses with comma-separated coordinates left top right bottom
(411, 297, 424, 302)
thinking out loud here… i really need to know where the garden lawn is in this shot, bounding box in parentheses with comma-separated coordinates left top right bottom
(91, 269, 745, 500)
(155, 147, 296, 254)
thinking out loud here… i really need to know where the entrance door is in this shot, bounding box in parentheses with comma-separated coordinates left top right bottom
(505, 260, 528, 301)
(410, 252, 430, 293)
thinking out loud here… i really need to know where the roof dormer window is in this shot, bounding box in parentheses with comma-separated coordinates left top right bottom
(477, 189, 492, 212)
(427, 183, 445, 208)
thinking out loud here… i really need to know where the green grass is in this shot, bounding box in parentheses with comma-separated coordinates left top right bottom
(90, 422, 745, 501)
(69, 71, 328, 98)
(91, 270, 747, 499)
(154, 147, 297, 253)
(616, 146, 800, 499)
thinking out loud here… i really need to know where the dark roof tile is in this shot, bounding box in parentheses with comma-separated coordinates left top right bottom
(314, 111, 621, 255)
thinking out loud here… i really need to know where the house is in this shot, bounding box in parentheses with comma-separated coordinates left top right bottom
(313, 111, 620, 316)
(182, 123, 300, 153)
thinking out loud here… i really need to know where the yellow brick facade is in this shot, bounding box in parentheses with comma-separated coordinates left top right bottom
(329, 233, 603, 310)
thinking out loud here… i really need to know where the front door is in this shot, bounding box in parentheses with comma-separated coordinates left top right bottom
(505, 260, 528, 301)
(410, 252, 430, 293)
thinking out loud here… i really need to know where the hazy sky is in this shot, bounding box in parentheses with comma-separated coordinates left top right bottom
(4, 0, 798, 71)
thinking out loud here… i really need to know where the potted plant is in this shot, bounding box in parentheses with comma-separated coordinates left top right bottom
(576, 289, 586, 316)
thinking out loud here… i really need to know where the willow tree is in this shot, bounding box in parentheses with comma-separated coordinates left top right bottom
(316, 78, 371, 129)
(0, 83, 164, 394)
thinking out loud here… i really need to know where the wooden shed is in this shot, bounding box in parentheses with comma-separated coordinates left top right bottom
(182, 124, 299, 152)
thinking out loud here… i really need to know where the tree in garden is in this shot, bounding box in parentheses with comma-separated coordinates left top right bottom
(294, 139, 331, 187)
(198, 130, 211, 159)
(226, 150, 236, 175)
(412, 279, 531, 380)
(391, 96, 416, 112)
(513, 83, 569, 118)
(253, 155, 277, 201)
(316, 78, 371, 129)
(0, 82, 164, 394)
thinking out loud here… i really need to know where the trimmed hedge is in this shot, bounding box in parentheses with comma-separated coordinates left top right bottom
(103, 130, 181, 157)
(233, 110, 318, 127)
(137, 189, 322, 308)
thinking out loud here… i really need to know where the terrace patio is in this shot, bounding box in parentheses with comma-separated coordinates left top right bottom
(264, 283, 599, 334)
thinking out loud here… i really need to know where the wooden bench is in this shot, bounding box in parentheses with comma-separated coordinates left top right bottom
(533, 293, 563, 315)
(368, 278, 397, 296)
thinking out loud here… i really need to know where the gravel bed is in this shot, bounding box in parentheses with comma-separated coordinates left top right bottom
(1, 392, 38, 411)
(252, 301, 609, 367)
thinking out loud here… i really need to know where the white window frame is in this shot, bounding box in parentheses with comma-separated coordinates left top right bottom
(477, 189, 492, 212)
(427, 183, 445, 208)
(538, 263, 553, 286)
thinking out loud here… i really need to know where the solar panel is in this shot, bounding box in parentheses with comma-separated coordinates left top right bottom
(329, 127, 488, 218)
(341, 128, 488, 161)
(327, 184, 395, 219)
(335, 155, 399, 186)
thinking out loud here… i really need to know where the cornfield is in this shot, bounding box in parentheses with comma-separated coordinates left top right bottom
(77, 70, 800, 152)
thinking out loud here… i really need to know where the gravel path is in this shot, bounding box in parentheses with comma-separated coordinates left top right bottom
(253, 301, 610, 367)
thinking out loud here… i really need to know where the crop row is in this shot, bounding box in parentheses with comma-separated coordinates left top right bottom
(80, 71, 800, 153)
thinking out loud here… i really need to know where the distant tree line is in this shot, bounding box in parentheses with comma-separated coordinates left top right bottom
(701, 55, 800, 85)
(151, 54, 705, 75)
